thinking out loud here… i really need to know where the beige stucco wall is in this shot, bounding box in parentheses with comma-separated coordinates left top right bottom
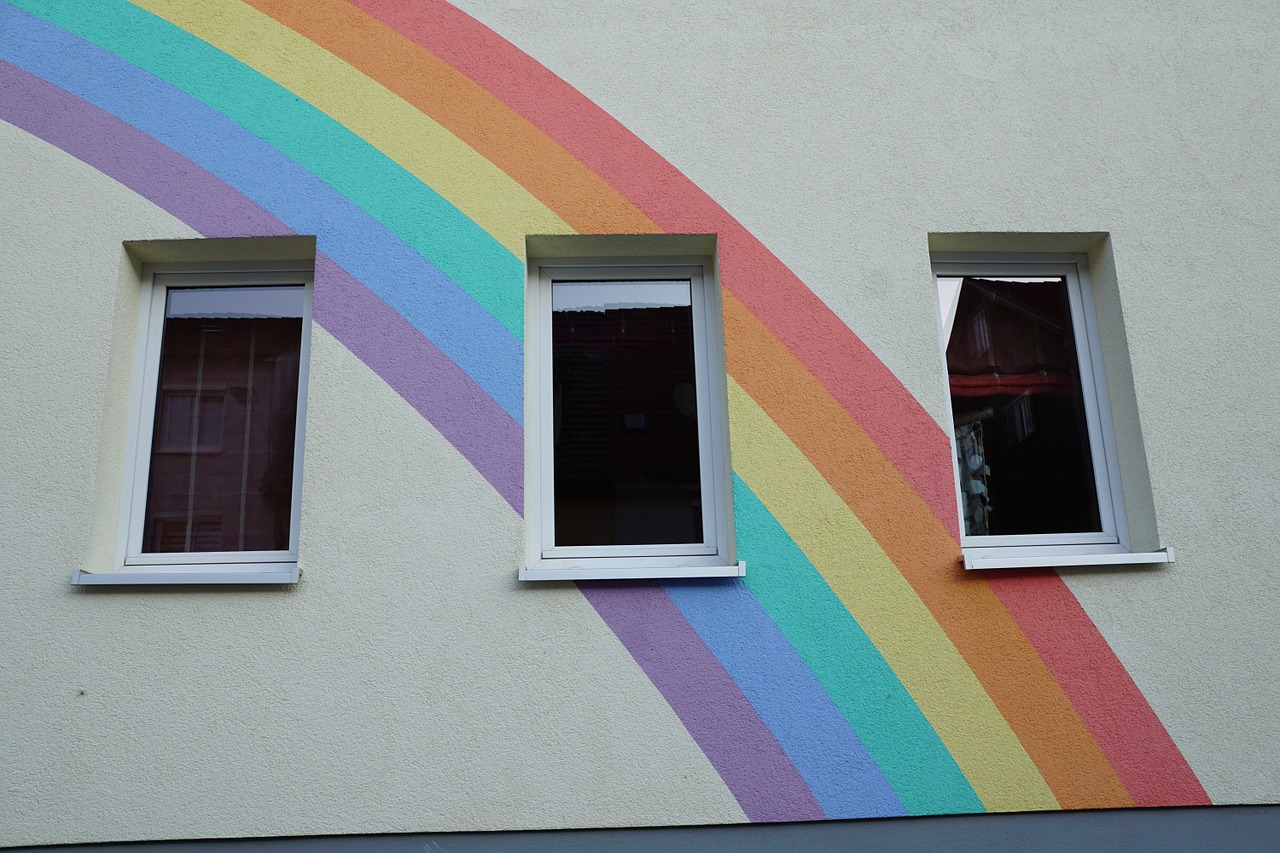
(3, 1, 1280, 846)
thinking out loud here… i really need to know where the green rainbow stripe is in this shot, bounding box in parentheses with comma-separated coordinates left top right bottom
(728, 379, 1057, 810)
(10, 0, 528, 425)
(0, 0, 1210, 819)
(29, 0, 528, 338)
(137, 0, 572, 255)
(731, 477, 981, 814)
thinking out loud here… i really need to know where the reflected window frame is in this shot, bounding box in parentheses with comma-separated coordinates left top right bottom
(523, 257, 739, 581)
(119, 265, 313, 578)
(934, 253, 1131, 563)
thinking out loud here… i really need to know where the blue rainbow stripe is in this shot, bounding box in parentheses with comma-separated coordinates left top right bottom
(0, 1, 524, 422)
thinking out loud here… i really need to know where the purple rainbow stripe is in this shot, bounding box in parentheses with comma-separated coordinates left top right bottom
(579, 582, 825, 823)
(0, 65, 286, 240)
(312, 255, 523, 511)
(1, 43, 815, 815)
(0, 2, 524, 424)
(0, 1, 1217, 817)
(662, 578, 906, 818)
(0, 59, 522, 511)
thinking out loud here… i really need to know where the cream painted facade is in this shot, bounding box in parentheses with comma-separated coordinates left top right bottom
(2, 1, 1278, 847)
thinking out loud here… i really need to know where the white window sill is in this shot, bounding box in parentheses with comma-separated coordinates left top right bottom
(962, 548, 1175, 571)
(72, 566, 300, 585)
(519, 561, 745, 582)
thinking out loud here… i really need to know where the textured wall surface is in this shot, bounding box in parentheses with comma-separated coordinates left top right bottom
(1, 0, 1277, 847)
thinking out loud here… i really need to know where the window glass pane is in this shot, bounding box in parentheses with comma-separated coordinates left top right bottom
(942, 276, 1101, 537)
(551, 279, 703, 547)
(166, 286, 303, 320)
(157, 391, 224, 450)
(143, 286, 303, 553)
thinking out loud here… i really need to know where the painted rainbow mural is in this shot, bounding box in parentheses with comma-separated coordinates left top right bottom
(0, 0, 1211, 821)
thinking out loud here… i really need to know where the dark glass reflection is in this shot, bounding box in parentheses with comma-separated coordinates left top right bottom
(552, 280, 703, 547)
(944, 277, 1101, 537)
(143, 287, 303, 553)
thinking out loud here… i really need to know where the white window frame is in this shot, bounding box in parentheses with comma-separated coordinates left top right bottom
(76, 263, 313, 586)
(933, 253, 1172, 570)
(520, 256, 741, 581)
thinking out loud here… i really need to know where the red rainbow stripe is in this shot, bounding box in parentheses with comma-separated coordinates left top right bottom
(331, 0, 1206, 808)
(1, 0, 1210, 813)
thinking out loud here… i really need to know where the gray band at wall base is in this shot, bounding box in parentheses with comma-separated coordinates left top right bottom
(12, 806, 1280, 853)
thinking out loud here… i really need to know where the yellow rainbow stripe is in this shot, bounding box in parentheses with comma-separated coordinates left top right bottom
(135, 0, 571, 255)
(728, 379, 1058, 811)
(0, 0, 1210, 818)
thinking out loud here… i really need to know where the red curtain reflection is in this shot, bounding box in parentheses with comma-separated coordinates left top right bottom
(946, 278, 1081, 397)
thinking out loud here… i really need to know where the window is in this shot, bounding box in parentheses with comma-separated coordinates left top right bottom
(78, 266, 312, 585)
(521, 255, 740, 581)
(934, 254, 1172, 570)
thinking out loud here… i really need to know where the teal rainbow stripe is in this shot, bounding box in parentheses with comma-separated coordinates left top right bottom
(0, 0, 1211, 822)
(732, 478, 983, 814)
(3, 0, 525, 421)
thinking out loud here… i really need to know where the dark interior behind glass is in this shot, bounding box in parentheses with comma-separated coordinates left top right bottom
(552, 280, 703, 547)
(945, 277, 1101, 537)
(144, 287, 302, 553)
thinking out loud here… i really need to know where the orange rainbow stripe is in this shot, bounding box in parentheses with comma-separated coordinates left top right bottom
(0, 0, 1211, 819)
